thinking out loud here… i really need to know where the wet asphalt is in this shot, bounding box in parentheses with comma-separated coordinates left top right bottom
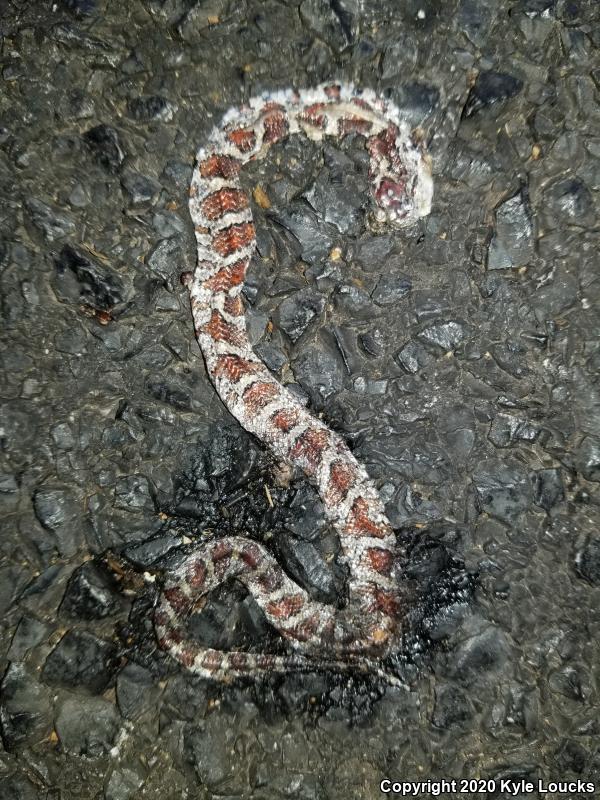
(1, 0, 599, 798)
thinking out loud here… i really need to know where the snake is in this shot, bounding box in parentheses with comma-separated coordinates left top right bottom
(154, 83, 433, 681)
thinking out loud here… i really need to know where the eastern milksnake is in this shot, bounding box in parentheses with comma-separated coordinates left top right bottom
(154, 83, 433, 681)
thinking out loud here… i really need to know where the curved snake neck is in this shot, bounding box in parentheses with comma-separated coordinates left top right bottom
(154, 83, 433, 681)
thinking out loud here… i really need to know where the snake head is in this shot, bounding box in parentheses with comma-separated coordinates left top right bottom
(374, 178, 412, 225)
(372, 158, 433, 228)
(369, 128, 434, 230)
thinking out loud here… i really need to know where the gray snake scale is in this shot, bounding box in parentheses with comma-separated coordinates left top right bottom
(154, 83, 433, 681)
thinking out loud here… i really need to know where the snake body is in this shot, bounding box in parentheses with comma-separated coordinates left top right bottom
(154, 83, 433, 680)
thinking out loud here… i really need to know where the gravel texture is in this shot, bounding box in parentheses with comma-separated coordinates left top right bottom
(1, 0, 600, 798)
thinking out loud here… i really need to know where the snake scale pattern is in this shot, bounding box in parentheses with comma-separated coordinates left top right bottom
(154, 83, 433, 681)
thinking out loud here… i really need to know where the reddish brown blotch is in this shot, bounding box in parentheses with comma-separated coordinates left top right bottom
(187, 559, 207, 589)
(201, 187, 249, 221)
(202, 650, 225, 670)
(223, 294, 244, 317)
(351, 96, 374, 112)
(257, 567, 284, 593)
(202, 259, 247, 292)
(214, 354, 261, 382)
(229, 652, 250, 670)
(262, 103, 289, 144)
(289, 427, 330, 474)
(203, 309, 245, 347)
(163, 626, 184, 645)
(365, 547, 393, 576)
(367, 124, 400, 160)
(212, 222, 255, 257)
(373, 588, 401, 616)
(240, 543, 263, 569)
(345, 497, 387, 538)
(298, 102, 327, 129)
(270, 408, 300, 433)
(199, 154, 242, 179)
(266, 594, 305, 619)
(291, 615, 321, 642)
(338, 116, 373, 136)
(163, 586, 191, 615)
(153, 609, 169, 627)
(178, 648, 196, 669)
(243, 381, 280, 412)
(226, 126, 256, 153)
(326, 460, 356, 504)
(212, 540, 234, 561)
